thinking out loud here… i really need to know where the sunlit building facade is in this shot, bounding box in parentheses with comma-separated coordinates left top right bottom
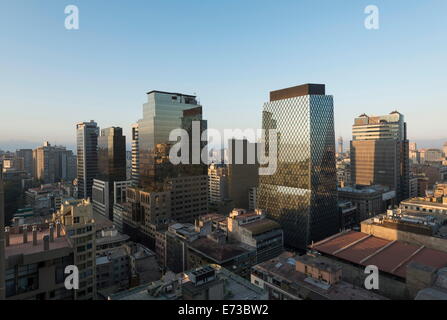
(258, 84, 338, 250)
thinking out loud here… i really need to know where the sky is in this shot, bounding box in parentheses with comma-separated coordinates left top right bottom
(1, 0, 446, 152)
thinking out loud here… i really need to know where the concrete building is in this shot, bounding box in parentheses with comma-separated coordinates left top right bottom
(54, 198, 97, 299)
(248, 187, 258, 211)
(361, 208, 447, 253)
(258, 84, 338, 250)
(251, 252, 386, 300)
(96, 247, 130, 294)
(310, 229, 447, 299)
(411, 163, 447, 189)
(111, 180, 132, 232)
(4, 223, 74, 300)
(131, 122, 140, 187)
(420, 148, 444, 163)
(33, 142, 76, 184)
(336, 158, 352, 187)
(208, 163, 228, 206)
(227, 139, 259, 210)
(338, 200, 359, 231)
(409, 173, 429, 198)
(350, 111, 409, 202)
(337, 136, 344, 155)
(76, 121, 99, 200)
(227, 209, 283, 264)
(109, 264, 267, 300)
(24, 183, 71, 215)
(337, 185, 395, 222)
(158, 209, 283, 277)
(122, 188, 171, 249)
(96, 227, 130, 255)
(16, 149, 33, 177)
(409, 142, 420, 164)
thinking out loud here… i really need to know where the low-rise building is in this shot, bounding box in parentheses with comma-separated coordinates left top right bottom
(337, 185, 395, 221)
(109, 264, 267, 300)
(309, 230, 447, 299)
(251, 252, 386, 300)
(338, 200, 359, 231)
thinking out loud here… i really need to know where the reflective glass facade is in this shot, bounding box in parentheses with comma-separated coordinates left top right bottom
(97, 127, 126, 182)
(76, 121, 99, 199)
(139, 91, 206, 189)
(258, 86, 338, 250)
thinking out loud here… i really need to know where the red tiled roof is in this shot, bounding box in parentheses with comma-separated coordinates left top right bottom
(311, 231, 447, 279)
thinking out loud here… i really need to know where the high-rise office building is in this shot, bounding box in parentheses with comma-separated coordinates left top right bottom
(76, 121, 99, 200)
(258, 84, 338, 250)
(227, 139, 259, 210)
(350, 111, 409, 202)
(337, 137, 343, 155)
(443, 143, 447, 158)
(92, 127, 127, 220)
(33, 142, 76, 183)
(420, 148, 444, 163)
(208, 163, 228, 204)
(138, 91, 207, 189)
(123, 91, 208, 248)
(409, 142, 420, 164)
(0, 161, 5, 300)
(16, 149, 33, 177)
(131, 122, 140, 186)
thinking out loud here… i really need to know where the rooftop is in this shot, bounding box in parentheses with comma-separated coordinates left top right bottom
(5, 227, 71, 258)
(253, 252, 386, 300)
(338, 185, 390, 194)
(146, 90, 196, 98)
(242, 219, 282, 236)
(311, 230, 447, 279)
(188, 237, 254, 263)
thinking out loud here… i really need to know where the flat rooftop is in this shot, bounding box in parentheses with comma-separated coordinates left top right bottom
(146, 90, 196, 98)
(5, 229, 71, 257)
(270, 84, 325, 102)
(254, 253, 386, 300)
(401, 198, 447, 209)
(188, 238, 254, 263)
(242, 219, 282, 236)
(311, 231, 447, 279)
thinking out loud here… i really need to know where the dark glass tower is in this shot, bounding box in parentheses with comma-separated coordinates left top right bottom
(258, 84, 338, 250)
(138, 91, 207, 189)
(76, 120, 99, 199)
(122, 91, 208, 249)
(97, 127, 126, 182)
(93, 127, 126, 220)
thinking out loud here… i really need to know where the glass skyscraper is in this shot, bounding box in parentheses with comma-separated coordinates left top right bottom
(122, 91, 208, 248)
(258, 84, 338, 250)
(138, 91, 207, 189)
(76, 120, 99, 200)
(93, 127, 127, 220)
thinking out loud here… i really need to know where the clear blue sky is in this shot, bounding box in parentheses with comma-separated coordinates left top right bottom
(1, 0, 446, 151)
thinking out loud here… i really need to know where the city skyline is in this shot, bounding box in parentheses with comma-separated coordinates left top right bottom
(1, 0, 447, 151)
